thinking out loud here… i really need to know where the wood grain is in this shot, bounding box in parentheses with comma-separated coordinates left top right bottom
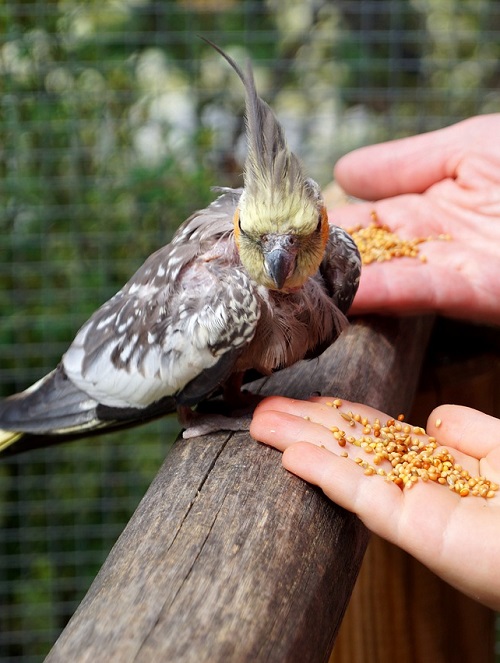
(45, 315, 433, 663)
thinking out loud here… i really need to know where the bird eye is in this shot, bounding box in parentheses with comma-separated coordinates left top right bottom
(238, 216, 248, 238)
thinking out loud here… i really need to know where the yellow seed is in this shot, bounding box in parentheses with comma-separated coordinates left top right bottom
(347, 221, 446, 265)
(333, 398, 343, 408)
(435, 418, 442, 429)
(327, 406, 496, 499)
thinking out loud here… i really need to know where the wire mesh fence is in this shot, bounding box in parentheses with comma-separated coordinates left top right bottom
(1, 1, 500, 660)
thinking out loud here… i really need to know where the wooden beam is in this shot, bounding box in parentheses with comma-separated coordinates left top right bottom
(45, 315, 433, 663)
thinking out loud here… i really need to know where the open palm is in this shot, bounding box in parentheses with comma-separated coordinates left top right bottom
(250, 397, 500, 610)
(329, 114, 500, 326)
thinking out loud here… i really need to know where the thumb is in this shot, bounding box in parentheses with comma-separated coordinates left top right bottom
(333, 116, 487, 200)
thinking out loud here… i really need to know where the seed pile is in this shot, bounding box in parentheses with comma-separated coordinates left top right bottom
(348, 212, 451, 265)
(323, 400, 498, 498)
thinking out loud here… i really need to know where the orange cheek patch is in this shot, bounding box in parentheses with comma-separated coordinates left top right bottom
(233, 208, 241, 244)
(320, 205, 329, 246)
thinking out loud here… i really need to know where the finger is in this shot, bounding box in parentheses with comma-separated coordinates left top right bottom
(282, 441, 456, 558)
(348, 260, 438, 315)
(347, 256, 475, 318)
(282, 441, 403, 523)
(252, 396, 483, 477)
(333, 122, 462, 199)
(251, 397, 385, 462)
(250, 409, 336, 452)
(427, 405, 500, 458)
(252, 397, 403, 470)
(253, 395, 382, 422)
(252, 396, 399, 448)
(282, 441, 500, 609)
(329, 192, 448, 236)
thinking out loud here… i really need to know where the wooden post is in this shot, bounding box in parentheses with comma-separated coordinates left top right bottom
(45, 316, 433, 663)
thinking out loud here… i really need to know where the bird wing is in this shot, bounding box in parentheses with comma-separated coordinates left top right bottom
(320, 225, 361, 314)
(62, 189, 261, 409)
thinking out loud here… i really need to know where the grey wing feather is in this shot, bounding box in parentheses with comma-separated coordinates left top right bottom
(0, 188, 259, 440)
(0, 365, 100, 434)
(62, 188, 260, 410)
(321, 226, 361, 314)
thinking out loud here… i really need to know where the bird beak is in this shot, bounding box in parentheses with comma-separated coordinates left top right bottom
(263, 234, 298, 290)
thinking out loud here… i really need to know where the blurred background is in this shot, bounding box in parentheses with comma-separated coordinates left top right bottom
(1, 1, 500, 660)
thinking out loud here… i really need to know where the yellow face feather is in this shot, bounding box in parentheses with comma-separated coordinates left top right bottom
(234, 201, 329, 291)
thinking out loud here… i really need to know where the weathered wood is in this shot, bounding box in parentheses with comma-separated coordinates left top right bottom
(45, 315, 433, 663)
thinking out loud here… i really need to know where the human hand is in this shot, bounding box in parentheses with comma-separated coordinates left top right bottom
(250, 396, 500, 609)
(329, 114, 500, 325)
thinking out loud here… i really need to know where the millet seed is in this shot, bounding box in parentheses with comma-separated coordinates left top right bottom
(348, 214, 452, 265)
(333, 410, 497, 499)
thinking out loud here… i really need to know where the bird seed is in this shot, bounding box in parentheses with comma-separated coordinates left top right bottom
(347, 213, 451, 265)
(331, 408, 498, 498)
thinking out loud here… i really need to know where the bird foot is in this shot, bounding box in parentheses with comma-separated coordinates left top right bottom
(178, 389, 262, 439)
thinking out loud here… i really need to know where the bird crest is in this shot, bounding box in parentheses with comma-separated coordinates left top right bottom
(203, 40, 322, 237)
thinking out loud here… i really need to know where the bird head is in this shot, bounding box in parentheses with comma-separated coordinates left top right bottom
(207, 40, 330, 292)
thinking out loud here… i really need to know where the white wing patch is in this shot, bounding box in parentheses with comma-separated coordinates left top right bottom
(62, 256, 260, 409)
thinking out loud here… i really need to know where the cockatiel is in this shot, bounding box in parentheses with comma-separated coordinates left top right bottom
(0, 41, 361, 454)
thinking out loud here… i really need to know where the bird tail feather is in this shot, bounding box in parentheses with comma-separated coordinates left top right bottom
(0, 364, 178, 456)
(0, 365, 101, 438)
(0, 430, 23, 453)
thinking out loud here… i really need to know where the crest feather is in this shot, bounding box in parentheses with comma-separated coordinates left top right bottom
(202, 39, 310, 206)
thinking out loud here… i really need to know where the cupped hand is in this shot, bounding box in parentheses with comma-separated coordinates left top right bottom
(329, 114, 500, 325)
(250, 396, 500, 609)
